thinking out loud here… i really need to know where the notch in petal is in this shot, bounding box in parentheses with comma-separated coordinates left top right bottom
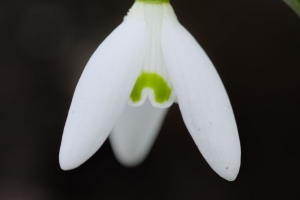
(110, 99, 169, 167)
(59, 10, 148, 170)
(161, 4, 241, 181)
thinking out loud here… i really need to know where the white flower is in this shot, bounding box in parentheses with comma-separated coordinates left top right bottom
(59, 0, 241, 181)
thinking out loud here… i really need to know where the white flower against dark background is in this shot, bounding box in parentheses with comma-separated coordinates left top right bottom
(59, 0, 241, 181)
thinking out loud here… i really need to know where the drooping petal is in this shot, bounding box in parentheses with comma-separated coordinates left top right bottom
(161, 4, 241, 181)
(59, 4, 148, 170)
(110, 99, 168, 167)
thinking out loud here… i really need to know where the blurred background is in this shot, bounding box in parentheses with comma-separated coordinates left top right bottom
(0, 0, 300, 199)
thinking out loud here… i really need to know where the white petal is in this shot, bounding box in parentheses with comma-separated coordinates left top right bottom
(59, 4, 148, 170)
(161, 4, 241, 181)
(110, 99, 168, 167)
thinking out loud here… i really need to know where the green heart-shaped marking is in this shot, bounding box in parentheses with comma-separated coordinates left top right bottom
(130, 72, 172, 104)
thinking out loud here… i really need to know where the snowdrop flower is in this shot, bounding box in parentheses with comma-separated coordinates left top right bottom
(59, 0, 241, 181)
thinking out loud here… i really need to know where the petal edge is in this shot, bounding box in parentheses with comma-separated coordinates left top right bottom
(161, 4, 241, 181)
(110, 100, 168, 167)
(59, 11, 148, 170)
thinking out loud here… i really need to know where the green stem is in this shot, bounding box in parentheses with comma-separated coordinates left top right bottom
(284, 0, 300, 18)
(135, 0, 170, 4)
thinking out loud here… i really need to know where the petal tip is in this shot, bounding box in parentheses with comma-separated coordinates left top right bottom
(58, 143, 85, 171)
(112, 149, 146, 168)
(219, 168, 239, 182)
(213, 159, 241, 181)
(59, 149, 78, 171)
(117, 159, 143, 168)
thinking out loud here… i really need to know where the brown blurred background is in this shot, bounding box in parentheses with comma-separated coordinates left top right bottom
(0, 0, 300, 199)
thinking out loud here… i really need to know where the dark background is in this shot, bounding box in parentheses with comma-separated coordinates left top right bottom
(1, 0, 300, 199)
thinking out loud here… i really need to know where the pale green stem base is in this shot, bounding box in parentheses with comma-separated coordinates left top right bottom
(135, 0, 170, 4)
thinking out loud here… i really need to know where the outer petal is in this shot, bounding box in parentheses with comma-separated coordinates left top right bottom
(59, 7, 148, 170)
(161, 5, 241, 181)
(110, 99, 168, 167)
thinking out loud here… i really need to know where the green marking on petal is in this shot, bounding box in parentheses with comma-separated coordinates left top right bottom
(130, 72, 172, 104)
(135, 0, 170, 4)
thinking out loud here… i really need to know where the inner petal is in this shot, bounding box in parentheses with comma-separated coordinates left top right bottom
(128, 2, 176, 108)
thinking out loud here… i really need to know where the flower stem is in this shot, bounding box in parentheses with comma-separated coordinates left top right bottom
(135, 0, 170, 4)
(284, 0, 300, 18)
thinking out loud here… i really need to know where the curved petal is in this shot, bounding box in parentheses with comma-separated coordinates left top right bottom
(59, 6, 148, 170)
(110, 99, 168, 167)
(161, 4, 241, 181)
